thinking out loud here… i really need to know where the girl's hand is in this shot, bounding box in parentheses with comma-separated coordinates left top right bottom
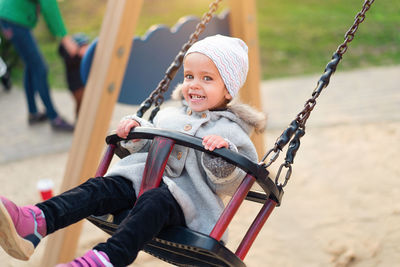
(116, 119, 140, 139)
(202, 135, 228, 151)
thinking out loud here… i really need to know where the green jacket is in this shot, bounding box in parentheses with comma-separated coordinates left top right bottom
(0, 0, 67, 37)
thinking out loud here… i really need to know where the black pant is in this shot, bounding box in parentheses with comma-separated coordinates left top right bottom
(36, 176, 186, 267)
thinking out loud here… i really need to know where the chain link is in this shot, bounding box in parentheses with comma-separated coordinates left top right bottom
(260, 148, 280, 168)
(137, 0, 222, 120)
(275, 163, 292, 188)
(296, 98, 317, 127)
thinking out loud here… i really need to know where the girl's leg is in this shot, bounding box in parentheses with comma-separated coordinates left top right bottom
(0, 176, 135, 261)
(94, 184, 186, 267)
(37, 176, 136, 235)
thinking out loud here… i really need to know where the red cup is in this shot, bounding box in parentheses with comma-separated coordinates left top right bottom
(37, 179, 54, 201)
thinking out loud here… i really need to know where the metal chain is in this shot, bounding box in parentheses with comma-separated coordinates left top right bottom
(137, 0, 222, 120)
(262, 0, 375, 188)
(336, 0, 375, 56)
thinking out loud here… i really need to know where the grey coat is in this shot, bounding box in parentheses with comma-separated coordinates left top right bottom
(106, 87, 266, 241)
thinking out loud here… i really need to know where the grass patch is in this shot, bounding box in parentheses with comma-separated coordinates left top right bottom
(4, 0, 399, 89)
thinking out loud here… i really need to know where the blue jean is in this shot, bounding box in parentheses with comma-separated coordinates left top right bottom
(36, 176, 186, 267)
(0, 19, 58, 119)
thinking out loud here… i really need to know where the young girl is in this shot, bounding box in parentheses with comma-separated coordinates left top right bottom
(0, 34, 266, 267)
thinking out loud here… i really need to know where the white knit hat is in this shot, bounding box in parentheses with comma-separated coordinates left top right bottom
(185, 34, 249, 98)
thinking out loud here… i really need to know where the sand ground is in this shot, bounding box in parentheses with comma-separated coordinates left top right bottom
(0, 65, 399, 266)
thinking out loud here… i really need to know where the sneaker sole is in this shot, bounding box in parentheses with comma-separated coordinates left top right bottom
(0, 201, 34, 260)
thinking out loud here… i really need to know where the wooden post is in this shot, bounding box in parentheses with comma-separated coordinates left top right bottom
(40, 0, 143, 265)
(228, 0, 265, 159)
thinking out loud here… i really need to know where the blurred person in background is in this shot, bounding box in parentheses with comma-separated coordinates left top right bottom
(58, 33, 89, 120)
(0, 0, 78, 132)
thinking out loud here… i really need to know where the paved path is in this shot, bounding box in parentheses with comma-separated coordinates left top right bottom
(0, 65, 399, 164)
(262, 65, 400, 129)
(0, 87, 136, 164)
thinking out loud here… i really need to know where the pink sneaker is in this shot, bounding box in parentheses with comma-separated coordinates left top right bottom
(0, 196, 46, 260)
(55, 250, 113, 267)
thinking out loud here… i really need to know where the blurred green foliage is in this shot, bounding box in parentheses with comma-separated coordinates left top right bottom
(4, 0, 399, 88)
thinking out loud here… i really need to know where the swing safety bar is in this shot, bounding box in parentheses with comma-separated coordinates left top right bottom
(89, 127, 283, 266)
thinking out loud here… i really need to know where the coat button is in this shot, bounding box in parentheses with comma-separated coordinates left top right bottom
(177, 152, 183, 160)
(187, 109, 192, 115)
(184, 124, 192, 131)
(201, 113, 207, 118)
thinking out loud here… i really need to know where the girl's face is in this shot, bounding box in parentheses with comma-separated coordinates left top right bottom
(182, 53, 232, 112)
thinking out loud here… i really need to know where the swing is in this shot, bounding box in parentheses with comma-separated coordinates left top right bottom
(85, 0, 375, 266)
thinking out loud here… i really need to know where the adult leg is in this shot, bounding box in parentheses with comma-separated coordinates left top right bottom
(0, 20, 37, 115)
(0, 20, 58, 120)
(23, 61, 38, 115)
(24, 64, 47, 124)
(94, 185, 186, 267)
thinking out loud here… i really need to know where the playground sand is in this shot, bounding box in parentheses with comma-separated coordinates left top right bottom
(1, 65, 399, 266)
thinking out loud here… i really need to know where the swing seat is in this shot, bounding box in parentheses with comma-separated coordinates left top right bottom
(89, 127, 283, 267)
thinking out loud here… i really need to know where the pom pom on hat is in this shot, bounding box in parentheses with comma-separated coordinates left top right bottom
(185, 34, 249, 98)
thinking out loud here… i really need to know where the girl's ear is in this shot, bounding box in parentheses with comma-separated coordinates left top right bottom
(224, 87, 232, 100)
